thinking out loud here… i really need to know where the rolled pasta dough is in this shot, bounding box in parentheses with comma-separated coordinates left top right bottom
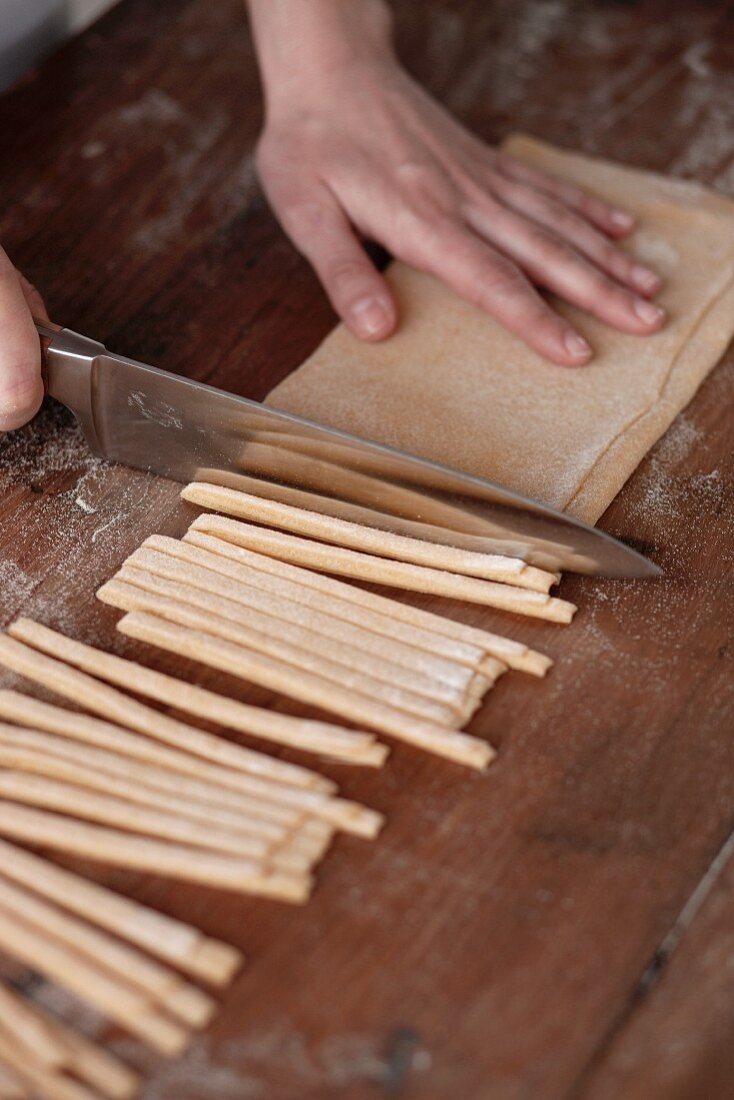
(267, 135, 734, 524)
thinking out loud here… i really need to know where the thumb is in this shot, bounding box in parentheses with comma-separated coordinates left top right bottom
(0, 247, 44, 432)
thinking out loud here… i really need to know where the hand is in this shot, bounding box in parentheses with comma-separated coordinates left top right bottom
(248, 0, 665, 365)
(0, 246, 47, 431)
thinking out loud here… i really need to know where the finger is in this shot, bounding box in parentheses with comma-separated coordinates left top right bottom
(269, 186, 396, 341)
(17, 270, 50, 322)
(494, 153, 636, 238)
(465, 201, 666, 336)
(489, 177, 662, 297)
(403, 216, 593, 366)
(0, 249, 44, 432)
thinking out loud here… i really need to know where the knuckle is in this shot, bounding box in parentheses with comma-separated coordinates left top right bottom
(476, 257, 529, 303)
(543, 198, 583, 237)
(281, 200, 333, 239)
(607, 248, 635, 280)
(394, 209, 451, 263)
(534, 230, 577, 267)
(584, 269, 628, 307)
(327, 256, 369, 290)
(559, 181, 585, 207)
(578, 194, 607, 222)
(393, 158, 436, 193)
(394, 160, 456, 217)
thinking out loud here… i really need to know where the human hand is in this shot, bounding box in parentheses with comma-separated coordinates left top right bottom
(248, 0, 665, 365)
(0, 246, 47, 431)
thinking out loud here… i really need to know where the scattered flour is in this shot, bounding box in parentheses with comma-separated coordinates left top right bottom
(683, 38, 713, 79)
(0, 402, 181, 646)
(629, 413, 706, 520)
(0, 560, 37, 606)
(32, 983, 107, 1039)
(671, 50, 734, 191)
(111, 1027, 432, 1099)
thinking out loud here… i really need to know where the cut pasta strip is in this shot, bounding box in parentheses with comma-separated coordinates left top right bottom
(0, 839, 241, 985)
(108, 565, 473, 711)
(2, 624, 328, 791)
(0, 683, 376, 840)
(120, 613, 496, 770)
(0, 803, 312, 902)
(0, 642, 378, 836)
(122, 551, 476, 692)
(182, 482, 558, 592)
(0, 876, 215, 1030)
(0, 692, 316, 828)
(11, 994, 138, 1099)
(0, 981, 67, 1069)
(99, 578, 465, 728)
(183, 531, 552, 675)
(0, 768, 317, 876)
(189, 514, 576, 622)
(0, 723, 306, 844)
(0, 690, 316, 827)
(7, 619, 381, 766)
(0, 987, 139, 1100)
(0, 903, 190, 1055)
(0, 1026, 95, 1100)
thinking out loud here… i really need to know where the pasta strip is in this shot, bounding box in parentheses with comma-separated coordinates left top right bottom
(179, 532, 552, 675)
(108, 564, 473, 709)
(0, 982, 67, 1069)
(0, 627, 325, 791)
(182, 482, 558, 591)
(122, 551, 476, 691)
(0, 904, 190, 1055)
(189, 514, 576, 622)
(0, 692, 316, 829)
(99, 579, 465, 728)
(0, 723, 305, 844)
(0, 803, 312, 902)
(15, 995, 139, 1100)
(120, 612, 496, 770)
(0, 877, 215, 1030)
(7, 619, 381, 766)
(0, 768, 317, 876)
(0, 1026, 95, 1100)
(0, 839, 241, 985)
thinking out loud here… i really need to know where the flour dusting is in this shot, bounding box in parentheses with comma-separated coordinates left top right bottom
(0, 403, 181, 653)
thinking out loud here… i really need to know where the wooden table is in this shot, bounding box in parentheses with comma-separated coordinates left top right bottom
(1, 1, 733, 1096)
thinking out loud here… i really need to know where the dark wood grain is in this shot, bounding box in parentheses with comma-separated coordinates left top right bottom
(577, 833, 734, 1100)
(0, 2, 732, 1097)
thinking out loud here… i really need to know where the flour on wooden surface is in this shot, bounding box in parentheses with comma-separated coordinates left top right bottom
(33, 982, 107, 1039)
(114, 1025, 431, 1099)
(672, 76, 734, 189)
(0, 404, 180, 660)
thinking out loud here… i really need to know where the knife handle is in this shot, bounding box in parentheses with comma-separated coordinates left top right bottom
(34, 319, 107, 454)
(34, 318, 63, 379)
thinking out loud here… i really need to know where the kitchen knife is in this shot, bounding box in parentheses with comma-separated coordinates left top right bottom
(37, 321, 660, 578)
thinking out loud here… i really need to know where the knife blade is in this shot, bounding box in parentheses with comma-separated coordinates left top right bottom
(37, 322, 660, 578)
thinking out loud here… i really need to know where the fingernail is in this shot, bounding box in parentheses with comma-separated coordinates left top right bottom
(610, 209, 634, 230)
(633, 299, 666, 326)
(631, 263, 661, 294)
(351, 298, 390, 339)
(564, 331, 592, 361)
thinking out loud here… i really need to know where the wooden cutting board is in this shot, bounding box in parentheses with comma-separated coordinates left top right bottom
(0, 1, 732, 1097)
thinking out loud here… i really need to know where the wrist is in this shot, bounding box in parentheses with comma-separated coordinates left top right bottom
(246, 0, 395, 115)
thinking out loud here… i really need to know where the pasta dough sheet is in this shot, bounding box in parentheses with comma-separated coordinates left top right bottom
(267, 135, 734, 524)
